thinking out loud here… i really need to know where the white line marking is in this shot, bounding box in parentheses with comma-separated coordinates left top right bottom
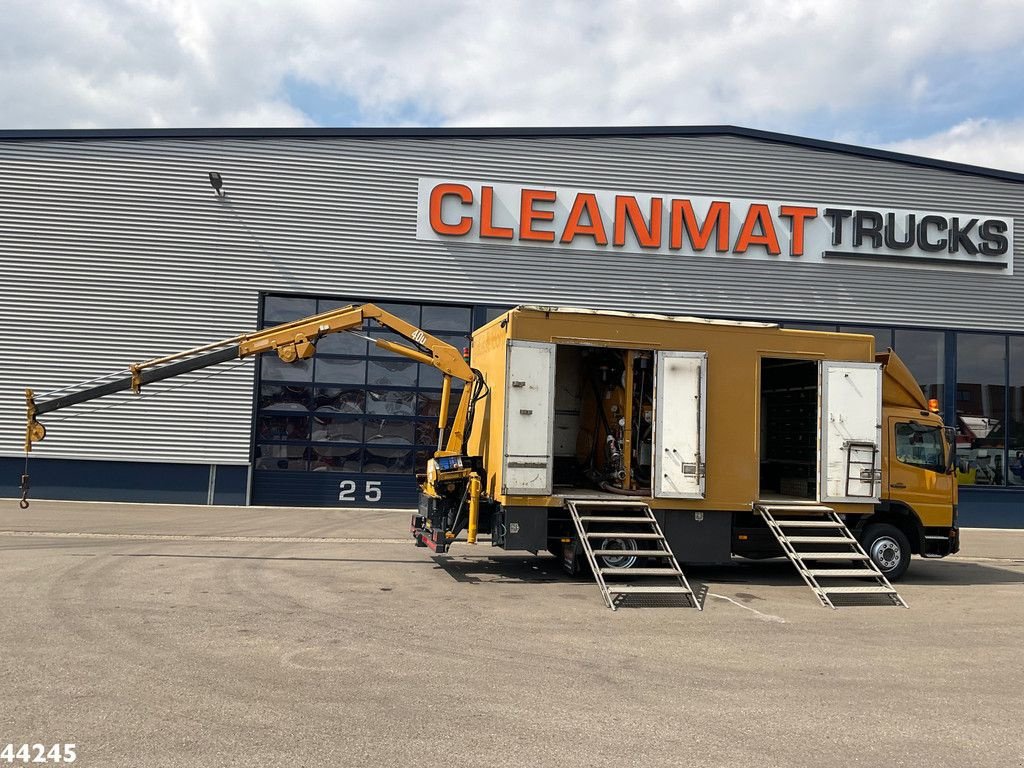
(0, 530, 408, 544)
(708, 592, 786, 623)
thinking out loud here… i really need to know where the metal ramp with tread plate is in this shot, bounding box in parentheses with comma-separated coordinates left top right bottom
(754, 503, 908, 609)
(566, 499, 700, 611)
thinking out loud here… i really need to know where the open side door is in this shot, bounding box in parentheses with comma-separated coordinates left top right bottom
(502, 340, 556, 495)
(820, 361, 882, 503)
(654, 351, 707, 499)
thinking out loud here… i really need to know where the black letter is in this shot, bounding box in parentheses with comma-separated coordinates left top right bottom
(979, 220, 1009, 256)
(884, 212, 915, 250)
(948, 217, 979, 255)
(824, 208, 852, 246)
(853, 210, 884, 248)
(917, 215, 948, 252)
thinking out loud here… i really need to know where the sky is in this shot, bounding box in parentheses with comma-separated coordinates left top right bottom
(3, 0, 1024, 172)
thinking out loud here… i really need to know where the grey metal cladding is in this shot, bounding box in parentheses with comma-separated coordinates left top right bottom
(1, 132, 1021, 464)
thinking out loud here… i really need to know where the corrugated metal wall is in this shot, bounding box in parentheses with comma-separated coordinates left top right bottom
(2, 132, 1022, 465)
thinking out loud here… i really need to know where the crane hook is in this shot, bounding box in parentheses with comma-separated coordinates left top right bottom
(19, 473, 30, 509)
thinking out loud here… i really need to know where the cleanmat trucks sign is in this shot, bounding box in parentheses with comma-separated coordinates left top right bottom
(416, 178, 1014, 274)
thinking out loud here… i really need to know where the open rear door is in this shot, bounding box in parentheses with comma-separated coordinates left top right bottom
(654, 351, 707, 499)
(502, 340, 555, 495)
(820, 361, 882, 503)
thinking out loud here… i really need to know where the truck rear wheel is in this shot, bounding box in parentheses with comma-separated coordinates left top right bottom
(595, 536, 638, 570)
(862, 523, 911, 581)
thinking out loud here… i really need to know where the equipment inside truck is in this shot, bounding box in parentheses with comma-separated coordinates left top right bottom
(551, 344, 656, 495)
(759, 357, 818, 501)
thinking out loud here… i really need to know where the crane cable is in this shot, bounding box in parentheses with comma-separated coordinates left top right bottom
(19, 358, 251, 510)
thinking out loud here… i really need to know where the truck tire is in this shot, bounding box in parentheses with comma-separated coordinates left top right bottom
(594, 536, 638, 570)
(861, 523, 911, 581)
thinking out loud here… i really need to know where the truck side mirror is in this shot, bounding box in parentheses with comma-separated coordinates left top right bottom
(943, 426, 957, 475)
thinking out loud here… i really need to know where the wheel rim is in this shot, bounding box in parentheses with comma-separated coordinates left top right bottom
(598, 537, 638, 569)
(869, 536, 902, 573)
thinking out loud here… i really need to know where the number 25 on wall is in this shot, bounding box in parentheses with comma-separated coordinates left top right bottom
(338, 480, 382, 502)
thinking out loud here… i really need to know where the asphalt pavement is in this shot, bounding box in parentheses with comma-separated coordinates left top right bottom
(1, 499, 1022, 767)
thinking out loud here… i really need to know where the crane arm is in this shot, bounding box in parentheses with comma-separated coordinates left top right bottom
(25, 303, 478, 455)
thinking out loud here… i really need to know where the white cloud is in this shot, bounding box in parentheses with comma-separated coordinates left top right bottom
(881, 118, 1024, 175)
(1, 0, 1023, 160)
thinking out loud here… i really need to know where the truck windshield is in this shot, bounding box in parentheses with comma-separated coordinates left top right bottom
(894, 423, 945, 472)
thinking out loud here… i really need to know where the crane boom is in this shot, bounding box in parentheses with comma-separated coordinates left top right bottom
(25, 303, 478, 455)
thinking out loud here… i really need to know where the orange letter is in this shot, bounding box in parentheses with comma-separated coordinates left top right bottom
(520, 188, 557, 242)
(560, 192, 608, 245)
(779, 205, 818, 256)
(670, 200, 730, 251)
(480, 186, 513, 239)
(429, 183, 473, 236)
(614, 195, 663, 248)
(734, 204, 781, 254)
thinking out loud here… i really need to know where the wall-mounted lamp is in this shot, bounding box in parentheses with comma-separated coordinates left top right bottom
(208, 172, 225, 197)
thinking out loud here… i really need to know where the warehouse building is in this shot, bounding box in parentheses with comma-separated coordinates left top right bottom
(1, 126, 1021, 526)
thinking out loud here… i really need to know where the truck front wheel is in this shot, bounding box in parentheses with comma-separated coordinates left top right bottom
(861, 523, 911, 581)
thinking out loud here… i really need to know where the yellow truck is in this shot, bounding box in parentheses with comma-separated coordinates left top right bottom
(23, 303, 958, 608)
(414, 306, 958, 607)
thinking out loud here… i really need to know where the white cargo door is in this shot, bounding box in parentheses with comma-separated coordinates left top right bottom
(820, 361, 883, 503)
(502, 341, 556, 495)
(654, 351, 707, 499)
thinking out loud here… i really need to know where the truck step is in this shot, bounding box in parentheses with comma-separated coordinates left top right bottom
(576, 515, 653, 523)
(566, 498, 699, 611)
(785, 535, 852, 544)
(754, 503, 907, 609)
(563, 499, 651, 507)
(757, 504, 835, 514)
(605, 585, 693, 595)
(600, 567, 679, 576)
(592, 549, 672, 557)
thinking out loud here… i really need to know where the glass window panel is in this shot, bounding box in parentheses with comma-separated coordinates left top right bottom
(314, 387, 364, 414)
(366, 389, 417, 416)
(368, 358, 417, 386)
(893, 329, 944, 404)
(310, 446, 362, 473)
(419, 367, 467, 389)
(422, 305, 472, 331)
(317, 332, 367, 355)
(315, 358, 366, 385)
(894, 423, 945, 472)
(417, 392, 462, 422)
(415, 449, 433, 474)
(256, 415, 309, 442)
(955, 333, 1006, 486)
(839, 326, 893, 352)
(259, 384, 312, 412)
(437, 333, 471, 352)
(376, 302, 420, 325)
(311, 415, 362, 443)
(255, 444, 307, 471)
(483, 306, 512, 324)
(364, 417, 415, 445)
(1009, 337, 1024, 486)
(363, 446, 415, 474)
(264, 296, 317, 325)
(416, 420, 439, 447)
(262, 356, 313, 382)
(317, 298, 355, 313)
